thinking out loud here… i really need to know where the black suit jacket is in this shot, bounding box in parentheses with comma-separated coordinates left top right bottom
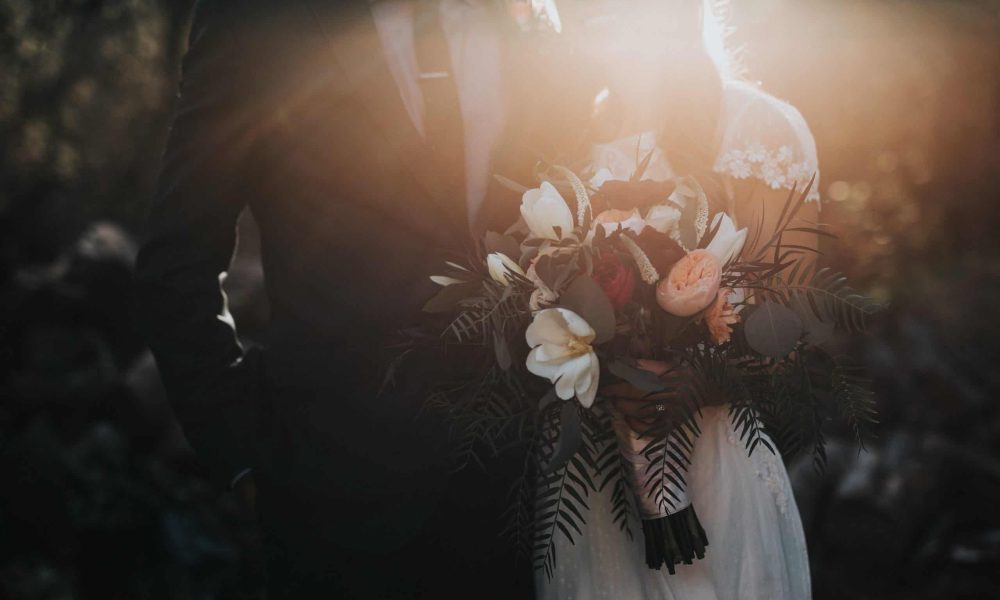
(133, 0, 532, 596)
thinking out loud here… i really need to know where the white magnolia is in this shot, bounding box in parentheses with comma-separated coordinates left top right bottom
(645, 203, 682, 235)
(520, 182, 575, 241)
(526, 308, 600, 408)
(705, 213, 748, 266)
(486, 252, 526, 285)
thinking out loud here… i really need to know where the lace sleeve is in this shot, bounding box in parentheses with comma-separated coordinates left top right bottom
(713, 80, 821, 203)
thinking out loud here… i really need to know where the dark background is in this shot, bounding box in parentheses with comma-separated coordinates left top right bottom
(0, 0, 998, 598)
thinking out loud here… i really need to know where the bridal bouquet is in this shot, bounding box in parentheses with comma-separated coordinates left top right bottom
(402, 161, 879, 577)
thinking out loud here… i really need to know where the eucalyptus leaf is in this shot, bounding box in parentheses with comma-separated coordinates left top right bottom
(744, 301, 803, 358)
(559, 276, 616, 344)
(542, 401, 582, 473)
(539, 387, 560, 410)
(484, 231, 521, 262)
(608, 359, 667, 393)
(534, 254, 561, 291)
(494, 331, 512, 371)
(553, 260, 580, 292)
(422, 281, 481, 313)
(493, 173, 530, 194)
(505, 216, 530, 237)
(790, 294, 835, 346)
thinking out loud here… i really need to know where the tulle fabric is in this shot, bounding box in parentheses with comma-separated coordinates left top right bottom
(535, 407, 811, 600)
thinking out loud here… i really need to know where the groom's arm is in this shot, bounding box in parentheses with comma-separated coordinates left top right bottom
(133, 0, 265, 488)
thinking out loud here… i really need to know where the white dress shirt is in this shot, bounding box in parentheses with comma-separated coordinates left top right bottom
(370, 0, 506, 225)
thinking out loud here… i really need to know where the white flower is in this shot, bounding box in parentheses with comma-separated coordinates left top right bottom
(486, 252, 526, 286)
(431, 261, 471, 286)
(589, 167, 615, 189)
(644, 203, 682, 235)
(520, 182, 574, 241)
(526, 308, 600, 408)
(705, 213, 748, 267)
(430, 275, 464, 286)
(528, 287, 557, 311)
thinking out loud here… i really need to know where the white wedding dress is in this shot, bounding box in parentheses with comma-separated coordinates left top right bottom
(536, 80, 818, 600)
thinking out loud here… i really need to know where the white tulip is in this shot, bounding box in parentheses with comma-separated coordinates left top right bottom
(430, 275, 464, 286)
(520, 182, 575, 241)
(705, 213, 748, 266)
(645, 203, 682, 236)
(526, 308, 600, 408)
(486, 252, 526, 286)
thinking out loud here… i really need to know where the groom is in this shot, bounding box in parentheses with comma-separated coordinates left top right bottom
(133, 0, 532, 597)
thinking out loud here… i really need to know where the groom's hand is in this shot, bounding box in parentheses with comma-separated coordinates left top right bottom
(133, 0, 267, 490)
(232, 470, 257, 515)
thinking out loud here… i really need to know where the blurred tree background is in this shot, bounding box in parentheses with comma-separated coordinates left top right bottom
(0, 0, 998, 598)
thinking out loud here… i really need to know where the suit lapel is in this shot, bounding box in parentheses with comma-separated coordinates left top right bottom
(307, 0, 467, 232)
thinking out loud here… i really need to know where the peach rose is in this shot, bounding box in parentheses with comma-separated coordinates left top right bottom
(703, 288, 740, 344)
(655, 249, 721, 317)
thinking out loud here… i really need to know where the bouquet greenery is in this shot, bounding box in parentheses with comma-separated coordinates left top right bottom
(405, 158, 879, 577)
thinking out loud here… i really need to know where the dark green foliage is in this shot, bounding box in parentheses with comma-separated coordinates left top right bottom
(730, 182, 882, 336)
(531, 402, 598, 579)
(768, 260, 882, 334)
(594, 416, 635, 541)
(558, 275, 616, 343)
(425, 366, 535, 472)
(415, 171, 883, 579)
(832, 360, 880, 451)
(743, 301, 804, 358)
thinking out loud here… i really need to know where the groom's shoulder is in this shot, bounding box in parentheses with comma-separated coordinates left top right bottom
(193, 0, 361, 23)
(192, 0, 376, 49)
(188, 0, 355, 65)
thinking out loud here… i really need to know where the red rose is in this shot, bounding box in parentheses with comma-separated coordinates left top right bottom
(593, 251, 636, 311)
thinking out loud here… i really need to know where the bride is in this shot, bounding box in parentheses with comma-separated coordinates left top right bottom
(504, 1, 820, 598)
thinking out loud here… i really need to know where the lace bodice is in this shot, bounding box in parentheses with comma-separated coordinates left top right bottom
(591, 79, 821, 203)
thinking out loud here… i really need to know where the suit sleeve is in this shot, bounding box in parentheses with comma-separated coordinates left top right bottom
(133, 0, 266, 488)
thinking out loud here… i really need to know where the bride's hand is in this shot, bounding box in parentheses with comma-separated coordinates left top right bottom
(603, 359, 688, 435)
(603, 359, 724, 437)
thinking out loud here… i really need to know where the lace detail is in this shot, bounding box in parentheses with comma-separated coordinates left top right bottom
(754, 452, 790, 516)
(715, 142, 819, 202)
(590, 82, 822, 204)
(713, 80, 821, 203)
(723, 409, 790, 515)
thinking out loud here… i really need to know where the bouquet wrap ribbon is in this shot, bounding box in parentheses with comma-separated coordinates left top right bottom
(613, 413, 708, 572)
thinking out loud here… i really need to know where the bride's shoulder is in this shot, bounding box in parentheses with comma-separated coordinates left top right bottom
(714, 79, 820, 202)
